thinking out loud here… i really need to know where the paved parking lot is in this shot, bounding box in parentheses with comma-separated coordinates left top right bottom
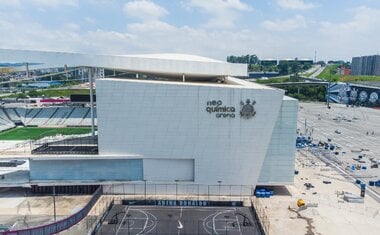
(298, 102, 380, 195)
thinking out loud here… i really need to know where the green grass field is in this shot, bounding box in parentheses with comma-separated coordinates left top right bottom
(317, 66, 380, 82)
(5, 89, 91, 99)
(0, 127, 92, 140)
(254, 76, 290, 84)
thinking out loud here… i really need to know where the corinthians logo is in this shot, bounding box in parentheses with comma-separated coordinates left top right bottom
(240, 99, 256, 119)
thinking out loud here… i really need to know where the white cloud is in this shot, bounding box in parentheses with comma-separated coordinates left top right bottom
(30, 0, 78, 8)
(84, 17, 96, 24)
(277, 0, 315, 10)
(187, 0, 252, 12)
(127, 21, 174, 32)
(262, 15, 307, 31)
(123, 0, 168, 21)
(1, 2, 379, 62)
(320, 6, 380, 34)
(0, 0, 22, 8)
(63, 23, 80, 31)
(317, 6, 380, 57)
(184, 0, 253, 29)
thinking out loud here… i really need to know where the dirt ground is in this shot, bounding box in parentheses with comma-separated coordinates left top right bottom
(258, 151, 380, 235)
(0, 187, 90, 230)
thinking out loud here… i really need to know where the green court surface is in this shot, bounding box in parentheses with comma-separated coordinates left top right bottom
(0, 127, 92, 140)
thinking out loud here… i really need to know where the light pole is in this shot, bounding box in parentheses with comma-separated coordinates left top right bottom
(224, 215, 229, 235)
(53, 185, 56, 222)
(126, 214, 131, 235)
(143, 180, 147, 203)
(175, 180, 179, 203)
(218, 181, 222, 201)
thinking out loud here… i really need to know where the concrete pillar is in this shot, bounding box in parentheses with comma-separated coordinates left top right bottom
(89, 68, 95, 139)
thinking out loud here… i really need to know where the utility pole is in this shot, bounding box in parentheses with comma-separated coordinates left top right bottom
(314, 50, 317, 63)
(25, 62, 30, 80)
(327, 82, 331, 109)
(175, 180, 179, 203)
(143, 180, 147, 203)
(218, 181, 222, 201)
(304, 118, 307, 136)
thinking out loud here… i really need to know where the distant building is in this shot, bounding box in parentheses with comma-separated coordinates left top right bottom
(336, 67, 351, 75)
(260, 59, 277, 66)
(278, 58, 313, 65)
(351, 55, 380, 75)
(248, 71, 279, 79)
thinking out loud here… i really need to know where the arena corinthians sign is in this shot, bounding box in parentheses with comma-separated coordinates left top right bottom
(206, 99, 256, 119)
(206, 100, 236, 118)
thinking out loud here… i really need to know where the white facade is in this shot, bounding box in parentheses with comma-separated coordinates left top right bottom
(97, 77, 298, 186)
(0, 49, 298, 188)
(258, 96, 298, 185)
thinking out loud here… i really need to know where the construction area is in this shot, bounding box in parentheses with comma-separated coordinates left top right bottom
(0, 187, 91, 230)
(254, 102, 380, 235)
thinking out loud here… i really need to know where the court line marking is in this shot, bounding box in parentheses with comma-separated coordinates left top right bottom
(212, 210, 235, 235)
(213, 221, 241, 231)
(235, 208, 242, 234)
(203, 211, 218, 234)
(115, 206, 130, 235)
(203, 210, 235, 235)
(120, 207, 158, 234)
(126, 207, 238, 211)
(117, 206, 246, 235)
(134, 209, 148, 234)
(143, 211, 158, 234)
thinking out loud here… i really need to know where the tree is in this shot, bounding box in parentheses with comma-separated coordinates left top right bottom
(291, 62, 300, 74)
(27, 90, 40, 97)
(227, 54, 259, 65)
(278, 62, 289, 75)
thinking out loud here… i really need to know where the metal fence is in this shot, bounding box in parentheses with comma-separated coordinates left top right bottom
(102, 183, 254, 202)
(11, 133, 97, 154)
(0, 186, 103, 235)
(31, 135, 98, 154)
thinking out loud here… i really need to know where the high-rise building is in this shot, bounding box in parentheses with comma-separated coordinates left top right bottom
(351, 55, 380, 76)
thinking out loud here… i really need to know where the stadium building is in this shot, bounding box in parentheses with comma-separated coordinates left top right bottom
(0, 49, 298, 194)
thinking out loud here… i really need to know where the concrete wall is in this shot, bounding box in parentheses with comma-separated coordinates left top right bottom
(97, 78, 286, 186)
(29, 158, 143, 181)
(143, 159, 194, 181)
(258, 97, 298, 185)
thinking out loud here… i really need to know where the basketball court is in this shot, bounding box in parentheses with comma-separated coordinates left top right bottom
(96, 204, 260, 235)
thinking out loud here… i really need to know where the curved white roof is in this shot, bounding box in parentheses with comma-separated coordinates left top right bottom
(125, 53, 223, 63)
(0, 49, 247, 79)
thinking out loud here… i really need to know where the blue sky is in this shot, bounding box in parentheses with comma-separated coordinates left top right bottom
(0, 0, 379, 61)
